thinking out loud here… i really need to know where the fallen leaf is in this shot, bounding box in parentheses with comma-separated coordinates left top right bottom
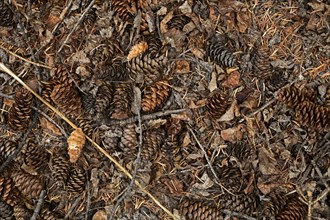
(192, 172, 214, 190)
(220, 124, 245, 143)
(39, 117, 61, 136)
(92, 210, 107, 220)
(258, 146, 279, 175)
(208, 71, 218, 92)
(175, 60, 190, 74)
(219, 99, 239, 121)
(223, 70, 241, 88)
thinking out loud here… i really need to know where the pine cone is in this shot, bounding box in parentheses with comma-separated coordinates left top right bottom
(207, 35, 236, 68)
(50, 154, 70, 185)
(0, 139, 17, 160)
(67, 167, 86, 193)
(119, 123, 138, 161)
(227, 143, 251, 163)
(206, 90, 230, 119)
(41, 80, 55, 104)
(141, 80, 171, 113)
(8, 87, 33, 131)
(165, 117, 183, 137)
(13, 203, 31, 220)
(24, 138, 48, 172)
(40, 206, 61, 220)
(95, 83, 113, 114)
(112, 0, 135, 21)
(0, 0, 13, 27)
(276, 197, 307, 220)
(0, 177, 18, 206)
(141, 129, 165, 162)
(91, 39, 122, 66)
(76, 116, 94, 138)
(277, 85, 315, 108)
(111, 83, 133, 119)
(325, 86, 330, 107)
(262, 190, 289, 217)
(0, 200, 13, 220)
(11, 169, 44, 201)
(50, 81, 84, 118)
(218, 193, 257, 216)
(295, 101, 330, 131)
(180, 198, 223, 220)
(83, 7, 97, 28)
(138, 0, 168, 11)
(145, 34, 162, 58)
(167, 13, 190, 30)
(67, 128, 86, 163)
(212, 165, 246, 193)
(254, 47, 272, 79)
(127, 53, 168, 85)
(98, 57, 128, 82)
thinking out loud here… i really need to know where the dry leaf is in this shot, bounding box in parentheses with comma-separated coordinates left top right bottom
(220, 125, 244, 143)
(223, 70, 241, 88)
(179, 1, 192, 14)
(219, 99, 239, 121)
(162, 176, 184, 195)
(192, 172, 214, 190)
(92, 209, 107, 220)
(127, 41, 148, 61)
(208, 71, 218, 92)
(39, 117, 62, 136)
(67, 128, 86, 163)
(175, 60, 190, 74)
(258, 146, 279, 175)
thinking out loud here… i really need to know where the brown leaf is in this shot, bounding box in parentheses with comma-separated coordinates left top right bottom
(92, 210, 107, 220)
(175, 60, 190, 74)
(223, 70, 241, 88)
(258, 147, 279, 175)
(162, 176, 184, 195)
(220, 125, 245, 143)
(39, 116, 61, 136)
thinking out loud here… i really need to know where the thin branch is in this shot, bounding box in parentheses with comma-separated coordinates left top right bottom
(101, 108, 189, 126)
(85, 176, 91, 220)
(57, 0, 95, 53)
(30, 190, 46, 220)
(222, 209, 257, 220)
(64, 196, 82, 219)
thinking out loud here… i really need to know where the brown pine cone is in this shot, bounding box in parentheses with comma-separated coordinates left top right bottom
(13, 202, 31, 220)
(276, 85, 315, 109)
(11, 169, 44, 201)
(67, 167, 86, 193)
(207, 35, 236, 68)
(325, 86, 330, 107)
(127, 53, 168, 85)
(24, 138, 48, 171)
(0, 200, 13, 220)
(262, 190, 289, 217)
(40, 206, 61, 220)
(112, 0, 135, 21)
(95, 83, 113, 114)
(206, 90, 230, 119)
(165, 117, 183, 137)
(180, 198, 223, 220)
(50, 154, 70, 185)
(76, 116, 94, 138)
(111, 83, 133, 119)
(276, 197, 307, 220)
(8, 87, 33, 131)
(141, 80, 171, 113)
(119, 123, 138, 161)
(0, 177, 18, 206)
(167, 13, 191, 30)
(254, 47, 272, 79)
(141, 129, 165, 162)
(41, 80, 55, 104)
(0, 139, 17, 160)
(145, 34, 162, 58)
(218, 193, 257, 216)
(0, 0, 13, 27)
(83, 7, 97, 28)
(295, 101, 330, 131)
(211, 165, 246, 193)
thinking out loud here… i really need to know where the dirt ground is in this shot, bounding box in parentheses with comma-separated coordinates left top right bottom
(0, 0, 329, 219)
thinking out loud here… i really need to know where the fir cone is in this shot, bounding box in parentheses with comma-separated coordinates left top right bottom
(0, 0, 13, 27)
(0, 139, 17, 160)
(218, 193, 257, 216)
(325, 86, 330, 108)
(24, 138, 48, 171)
(95, 83, 113, 114)
(111, 83, 133, 119)
(141, 129, 165, 162)
(112, 0, 135, 21)
(127, 53, 168, 85)
(141, 80, 171, 113)
(207, 35, 236, 68)
(212, 165, 246, 193)
(145, 34, 162, 58)
(180, 198, 222, 220)
(91, 39, 122, 66)
(119, 123, 138, 161)
(277, 85, 315, 108)
(40, 206, 61, 220)
(276, 196, 307, 220)
(167, 13, 190, 30)
(41, 80, 55, 104)
(8, 87, 33, 131)
(206, 90, 230, 119)
(50, 154, 70, 185)
(83, 7, 97, 28)
(13, 202, 31, 220)
(165, 117, 183, 137)
(67, 167, 86, 193)
(50, 80, 84, 118)
(76, 116, 94, 138)
(98, 57, 128, 82)
(11, 169, 44, 201)
(254, 47, 272, 79)
(0, 200, 13, 220)
(295, 101, 330, 131)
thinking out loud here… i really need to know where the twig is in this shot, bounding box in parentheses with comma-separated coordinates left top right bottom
(51, 0, 74, 35)
(102, 108, 189, 126)
(187, 126, 233, 195)
(222, 209, 257, 220)
(64, 196, 82, 219)
(0, 63, 178, 219)
(0, 92, 13, 99)
(85, 177, 91, 220)
(57, 0, 95, 53)
(0, 110, 38, 172)
(239, 98, 276, 123)
(30, 190, 46, 220)
(32, 106, 68, 138)
(0, 44, 51, 69)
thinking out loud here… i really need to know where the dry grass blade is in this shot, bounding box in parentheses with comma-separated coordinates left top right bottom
(0, 62, 179, 220)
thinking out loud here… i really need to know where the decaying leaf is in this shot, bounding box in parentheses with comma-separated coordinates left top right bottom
(67, 128, 86, 163)
(258, 146, 279, 175)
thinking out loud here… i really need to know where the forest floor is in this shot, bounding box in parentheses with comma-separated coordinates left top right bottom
(0, 0, 329, 219)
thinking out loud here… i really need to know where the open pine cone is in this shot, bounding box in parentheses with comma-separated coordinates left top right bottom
(206, 90, 230, 119)
(141, 80, 171, 113)
(180, 198, 222, 220)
